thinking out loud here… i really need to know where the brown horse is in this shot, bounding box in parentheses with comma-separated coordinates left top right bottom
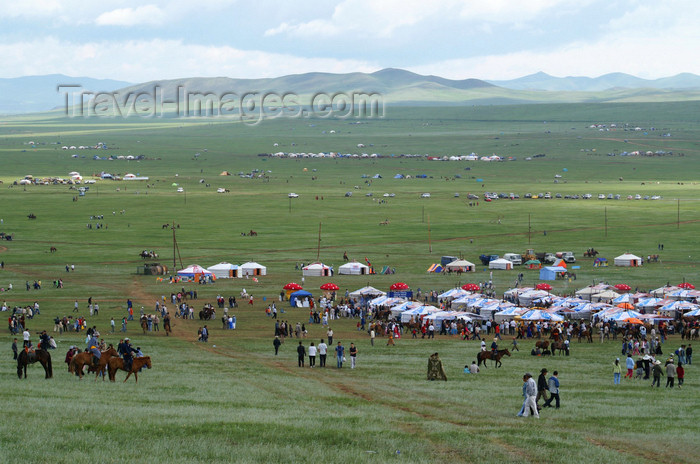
(69, 346, 118, 380)
(141, 317, 148, 334)
(477, 348, 511, 368)
(551, 341, 566, 356)
(578, 329, 593, 343)
(535, 340, 550, 350)
(163, 318, 171, 336)
(17, 349, 53, 379)
(108, 356, 152, 382)
(49, 246, 57, 253)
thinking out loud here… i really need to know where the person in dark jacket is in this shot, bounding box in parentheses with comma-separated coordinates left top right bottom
(536, 368, 549, 408)
(296, 341, 306, 367)
(273, 336, 281, 355)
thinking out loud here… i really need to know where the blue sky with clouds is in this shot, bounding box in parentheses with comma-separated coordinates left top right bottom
(1, 0, 697, 82)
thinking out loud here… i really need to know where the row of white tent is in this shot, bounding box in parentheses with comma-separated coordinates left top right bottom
(360, 285, 699, 325)
(177, 262, 267, 279)
(301, 261, 371, 277)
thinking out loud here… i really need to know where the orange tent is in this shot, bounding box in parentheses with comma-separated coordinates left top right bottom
(616, 303, 634, 309)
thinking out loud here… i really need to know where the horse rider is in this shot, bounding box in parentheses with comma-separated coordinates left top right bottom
(88, 333, 101, 368)
(121, 337, 136, 371)
(480, 339, 486, 352)
(491, 338, 498, 360)
(39, 330, 51, 351)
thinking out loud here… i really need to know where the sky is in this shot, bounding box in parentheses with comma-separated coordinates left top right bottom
(1, 0, 698, 83)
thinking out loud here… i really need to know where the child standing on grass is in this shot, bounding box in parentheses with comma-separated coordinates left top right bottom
(613, 358, 621, 385)
(677, 362, 684, 388)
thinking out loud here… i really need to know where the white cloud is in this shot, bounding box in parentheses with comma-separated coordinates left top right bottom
(96, 5, 166, 26)
(264, 0, 588, 38)
(1, 0, 62, 18)
(0, 38, 378, 82)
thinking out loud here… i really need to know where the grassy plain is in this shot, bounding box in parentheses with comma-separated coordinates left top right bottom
(0, 102, 699, 463)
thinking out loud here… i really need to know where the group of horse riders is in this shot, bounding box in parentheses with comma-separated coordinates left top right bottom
(86, 332, 139, 372)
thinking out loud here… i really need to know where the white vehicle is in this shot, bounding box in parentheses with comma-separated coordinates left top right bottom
(288, 193, 299, 198)
(598, 194, 605, 199)
(503, 253, 522, 265)
(84, 179, 96, 184)
(421, 193, 431, 198)
(177, 187, 184, 193)
(634, 194, 642, 200)
(216, 188, 227, 193)
(557, 251, 576, 263)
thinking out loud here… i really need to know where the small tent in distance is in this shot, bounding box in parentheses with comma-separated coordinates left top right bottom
(489, 258, 513, 270)
(614, 253, 643, 267)
(444, 259, 475, 273)
(240, 261, 267, 276)
(302, 262, 331, 277)
(207, 262, 239, 279)
(539, 266, 567, 281)
(177, 264, 214, 281)
(338, 261, 370, 275)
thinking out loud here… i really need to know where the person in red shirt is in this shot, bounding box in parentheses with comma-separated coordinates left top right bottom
(677, 362, 685, 388)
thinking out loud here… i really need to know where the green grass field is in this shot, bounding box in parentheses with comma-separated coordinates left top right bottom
(0, 102, 699, 463)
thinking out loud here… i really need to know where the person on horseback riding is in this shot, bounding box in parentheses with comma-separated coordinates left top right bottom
(121, 338, 136, 371)
(491, 338, 498, 359)
(39, 330, 51, 351)
(88, 333, 101, 368)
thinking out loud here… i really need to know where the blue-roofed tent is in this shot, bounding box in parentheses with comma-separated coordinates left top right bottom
(290, 290, 312, 307)
(539, 266, 567, 281)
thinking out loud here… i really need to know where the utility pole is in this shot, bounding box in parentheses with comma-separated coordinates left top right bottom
(428, 214, 432, 253)
(528, 213, 531, 245)
(677, 198, 680, 229)
(604, 207, 608, 238)
(316, 222, 322, 262)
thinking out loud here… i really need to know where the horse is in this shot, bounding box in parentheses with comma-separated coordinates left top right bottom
(49, 246, 57, 253)
(27, 213, 37, 219)
(69, 346, 118, 380)
(17, 349, 53, 379)
(163, 318, 172, 336)
(535, 340, 550, 350)
(551, 341, 566, 356)
(141, 317, 149, 334)
(578, 329, 593, 343)
(379, 219, 390, 225)
(343, 251, 349, 261)
(248, 230, 257, 236)
(477, 349, 511, 368)
(108, 356, 152, 383)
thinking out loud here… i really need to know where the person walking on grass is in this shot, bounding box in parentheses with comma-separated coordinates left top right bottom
(651, 360, 663, 387)
(522, 373, 539, 418)
(676, 362, 684, 388)
(318, 339, 328, 367)
(543, 371, 560, 409)
(308, 342, 317, 367)
(613, 358, 621, 385)
(536, 368, 549, 409)
(273, 336, 281, 355)
(297, 341, 306, 367)
(349, 343, 357, 369)
(625, 354, 634, 379)
(665, 359, 676, 388)
(335, 341, 344, 368)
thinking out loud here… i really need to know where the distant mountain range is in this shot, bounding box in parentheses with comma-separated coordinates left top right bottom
(487, 71, 700, 91)
(0, 74, 131, 114)
(2, 69, 700, 114)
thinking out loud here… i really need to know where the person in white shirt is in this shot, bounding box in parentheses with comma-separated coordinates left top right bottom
(318, 339, 328, 367)
(23, 329, 30, 347)
(308, 342, 317, 368)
